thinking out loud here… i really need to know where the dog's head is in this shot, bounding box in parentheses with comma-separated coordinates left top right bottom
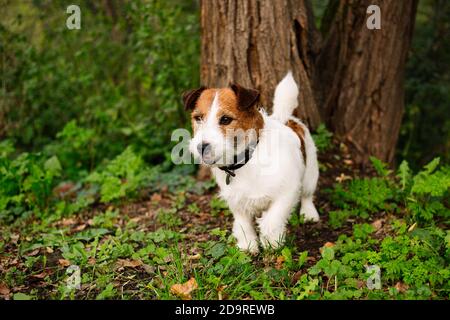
(183, 84, 264, 166)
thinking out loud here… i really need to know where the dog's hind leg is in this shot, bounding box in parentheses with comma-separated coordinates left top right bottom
(300, 196, 319, 222)
(299, 126, 320, 222)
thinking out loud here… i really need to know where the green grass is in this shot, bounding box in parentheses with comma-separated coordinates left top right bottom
(0, 153, 448, 300)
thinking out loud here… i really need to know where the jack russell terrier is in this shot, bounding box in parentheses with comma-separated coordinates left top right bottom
(183, 72, 319, 253)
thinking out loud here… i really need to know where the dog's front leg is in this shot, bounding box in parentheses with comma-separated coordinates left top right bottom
(257, 194, 298, 250)
(231, 207, 259, 254)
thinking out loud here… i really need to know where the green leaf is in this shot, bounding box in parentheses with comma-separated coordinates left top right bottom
(0, 140, 15, 158)
(370, 157, 391, 177)
(281, 247, 293, 266)
(312, 124, 333, 152)
(44, 156, 62, 177)
(73, 228, 110, 241)
(322, 247, 335, 261)
(445, 232, 450, 249)
(411, 159, 450, 197)
(100, 176, 124, 202)
(96, 283, 116, 300)
(397, 160, 411, 190)
(324, 259, 341, 277)
(13, 293, 33, 300)
(298, 251, 308, 268)
(353, 223, 375, 240)
(423, 157, 440, 174)
(208, 243, 227, 259)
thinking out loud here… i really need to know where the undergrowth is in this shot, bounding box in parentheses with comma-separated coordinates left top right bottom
(0, 127, 448, 300)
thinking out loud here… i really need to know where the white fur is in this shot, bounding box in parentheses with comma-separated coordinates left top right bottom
(271, 71, 299, 124)
(189, 92, 256, 166)
(189, 92, 228, 165)
(208, 73, 320, 253)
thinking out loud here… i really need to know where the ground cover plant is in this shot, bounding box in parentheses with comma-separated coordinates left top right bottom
(0, 128, 448, 300)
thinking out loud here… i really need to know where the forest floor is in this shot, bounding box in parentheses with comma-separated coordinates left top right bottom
(0, 139, 448, 300)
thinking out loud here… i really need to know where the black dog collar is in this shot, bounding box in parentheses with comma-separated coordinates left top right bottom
(218, 140, 259, 185)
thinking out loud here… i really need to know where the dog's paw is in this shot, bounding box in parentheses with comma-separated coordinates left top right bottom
(237, 240, 259, 255)
(259, 233, 285, 250)
(301, 212, 320, 222)
(300, 204, 320, 222)
(258, 220, 286, 250)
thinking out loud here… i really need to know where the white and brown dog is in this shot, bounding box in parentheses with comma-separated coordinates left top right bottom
(183, 72, 319, 253)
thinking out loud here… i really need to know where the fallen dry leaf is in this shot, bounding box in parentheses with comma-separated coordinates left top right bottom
(371, 219, 384, 231)
(408, 222, 417, 232)
(10, 233, 19, 244)
(275, 256, 285, 270)
(73, 224, 87, 232)
(46, 247, 54, 254)
(188, 254, 201, 261)
(170, 277, 198, 300)
(6, 258, 19, 267)
(53, 182, 76, 197)
(88, 257, 96, 265)
(142, 264, 155, 274)
(60, 218, 77, 226)
(335, 173, 352, 183)
(32, 271, 51, 279)
(130, 216, 144, 223)
(151, 193, 162, 202)
(58, 259, 71, 267)
(116, 259, 143, 268)
(27, 249, 40, 257)
(343, 159, 353, 165)
(217, 285, 228, 300)
(394, 282, 409, 293)
(217, 285, 228, 292)
(357, 280, 365, 289)
(0, 283, 10, 296)
(292, 271, 302, 284)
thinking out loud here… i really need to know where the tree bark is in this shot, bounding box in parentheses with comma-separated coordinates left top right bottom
(200, 0, 418, 165)
(318, 0, 418, 164)
(200, 0, 322, 128)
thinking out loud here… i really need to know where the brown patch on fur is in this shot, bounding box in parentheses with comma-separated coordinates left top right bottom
(191, 88, 264, 137)
(183, 87, 206, 110)
(230, 84, 260, 111)
(190, 89, 216, 133)
(287, 120, 307, 163)
(217, 88, 263, 136)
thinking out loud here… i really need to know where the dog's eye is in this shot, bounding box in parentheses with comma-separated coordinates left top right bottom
(219, 116, 233, 125)
(193, 115, 202, 123)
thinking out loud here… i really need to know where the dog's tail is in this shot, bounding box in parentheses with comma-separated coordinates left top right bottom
(271, 71, 299, 124)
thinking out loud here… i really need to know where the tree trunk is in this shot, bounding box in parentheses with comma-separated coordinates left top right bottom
(200, 0, 322, 128)
(200, 0, 418, 165)
(318, 0, 418, 164)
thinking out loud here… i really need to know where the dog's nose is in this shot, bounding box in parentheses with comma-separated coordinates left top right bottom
(197, 142, 210, 155)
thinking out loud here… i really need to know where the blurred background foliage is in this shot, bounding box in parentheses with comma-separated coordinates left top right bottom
(399, 0, 450, 168)
(1, 0, 200, 180)
(0, 0, 448, 177)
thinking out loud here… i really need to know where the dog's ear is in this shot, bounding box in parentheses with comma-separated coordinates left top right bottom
(182, 86, 207, 111)
(230, 83, 260, 111)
